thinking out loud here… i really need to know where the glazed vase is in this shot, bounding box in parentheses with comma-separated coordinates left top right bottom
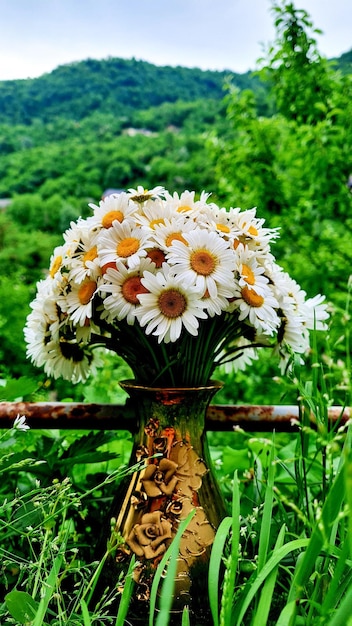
(110, 380, 227, 625)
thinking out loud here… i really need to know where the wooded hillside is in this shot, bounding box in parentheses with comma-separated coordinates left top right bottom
(0, 57, 260, 124)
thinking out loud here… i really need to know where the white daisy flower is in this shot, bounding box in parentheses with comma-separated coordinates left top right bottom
(136, 266, 207, 343)
(200, 205, 241, 240)
(99, 258, 155, 324)
(63, 217, 91, 253)
(60, 222, 101, 283)
(48, 245, 68, 279)
(163, 189, 211, 218)
(133, 197, 174, 231)
(230, 282, 281, 334)
(166, 228, 235, 299)
(60, 278, 98, 326)
(235, 245, 270, 296)
(98, 220, 152, 269)
(151, 216, 195, 252)
(43, 337, 94, 383)
(127, 185, 166, 204)
(221, 337, 259, 373)
(231, 207, 279, 253)
(302, 294, 329, 331)
(200, 284, 232, 317)
(88, 192, 136, 231)
(24, 277, 64, 365)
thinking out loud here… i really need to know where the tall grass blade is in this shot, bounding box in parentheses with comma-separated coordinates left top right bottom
(234, 538, 309, 626)
(115, 554, 136, 626)
(257, 436, 275, 573)
(319, 541, 350, 618)
(222, 471, 241, 626)
(326, 582, 352, 626)
(252, 524, 286, 626)
(32, 553, 64, 626)
(276, 600, 299, 626)
(208, 516, 232, 626)
(80, 598, 92, 626)
(181, 605, 191, 626)
(150, 510, 195, 626)
(288, 446, 347, 604)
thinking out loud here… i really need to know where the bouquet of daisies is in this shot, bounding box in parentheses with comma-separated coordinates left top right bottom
(24, 186, 328, 387)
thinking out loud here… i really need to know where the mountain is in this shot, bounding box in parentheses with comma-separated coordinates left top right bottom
(331, 49, 352, 74)
(0, 57, 260, 125)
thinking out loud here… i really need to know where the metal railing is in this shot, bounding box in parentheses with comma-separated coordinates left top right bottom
(0, 401, 350, 432)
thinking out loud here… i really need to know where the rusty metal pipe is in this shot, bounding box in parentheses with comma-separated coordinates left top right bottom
(0, 402, 350, 432)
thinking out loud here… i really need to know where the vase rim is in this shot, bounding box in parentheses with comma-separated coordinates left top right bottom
(119, 379, 223, 392)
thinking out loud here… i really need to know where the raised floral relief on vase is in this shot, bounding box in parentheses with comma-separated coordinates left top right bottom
(109, 381, 226, 623)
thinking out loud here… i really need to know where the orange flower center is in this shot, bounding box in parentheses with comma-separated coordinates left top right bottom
(102, 210, 124, 228)
(165, 232, 188, 247)
(158, 289, 186, 318)
(241, 286, 264, 307)
(83, 246, 98, 266)
(78, 280, 97, 305)
(117, 237, 140, 258)
(50, 255, 62, 278)
(101, 261, 116, 274)
(242, 263, 255, 285)
(147, 248, 166, 268)
(190, 249, 216, 275)
(122, 276, 149, 304)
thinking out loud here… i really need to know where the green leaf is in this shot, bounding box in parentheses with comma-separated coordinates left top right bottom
(5, 589, 39, 623)
(0, 376, 38, 401)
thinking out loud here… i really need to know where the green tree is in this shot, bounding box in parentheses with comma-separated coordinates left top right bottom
(258, 1, 335, 124)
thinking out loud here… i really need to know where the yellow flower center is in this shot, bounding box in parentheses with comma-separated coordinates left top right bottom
(190, 248, 216, 275)
(122, 276, 149, 304)
(242, 263, 255, 285)
(216, 223, 231, 234)
(49, 255, 62, 278)
(146, 248, 166, 268)
(149, 218, 165, 229)
(78, 280, 97, 305)
(241, 286, 264, 307)
(248, 225, 258, 236)
(177, 205, 192, 213)
(131, 190, 152, 203)
(83, 246, 98, 266)
(158, 289, 186, 318)
(165, 232, 188, 247)
(117, 237, 140, 258)
(102, 210, 124, 228)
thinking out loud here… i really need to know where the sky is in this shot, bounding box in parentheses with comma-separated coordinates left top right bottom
(0, 0, 351, 81)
